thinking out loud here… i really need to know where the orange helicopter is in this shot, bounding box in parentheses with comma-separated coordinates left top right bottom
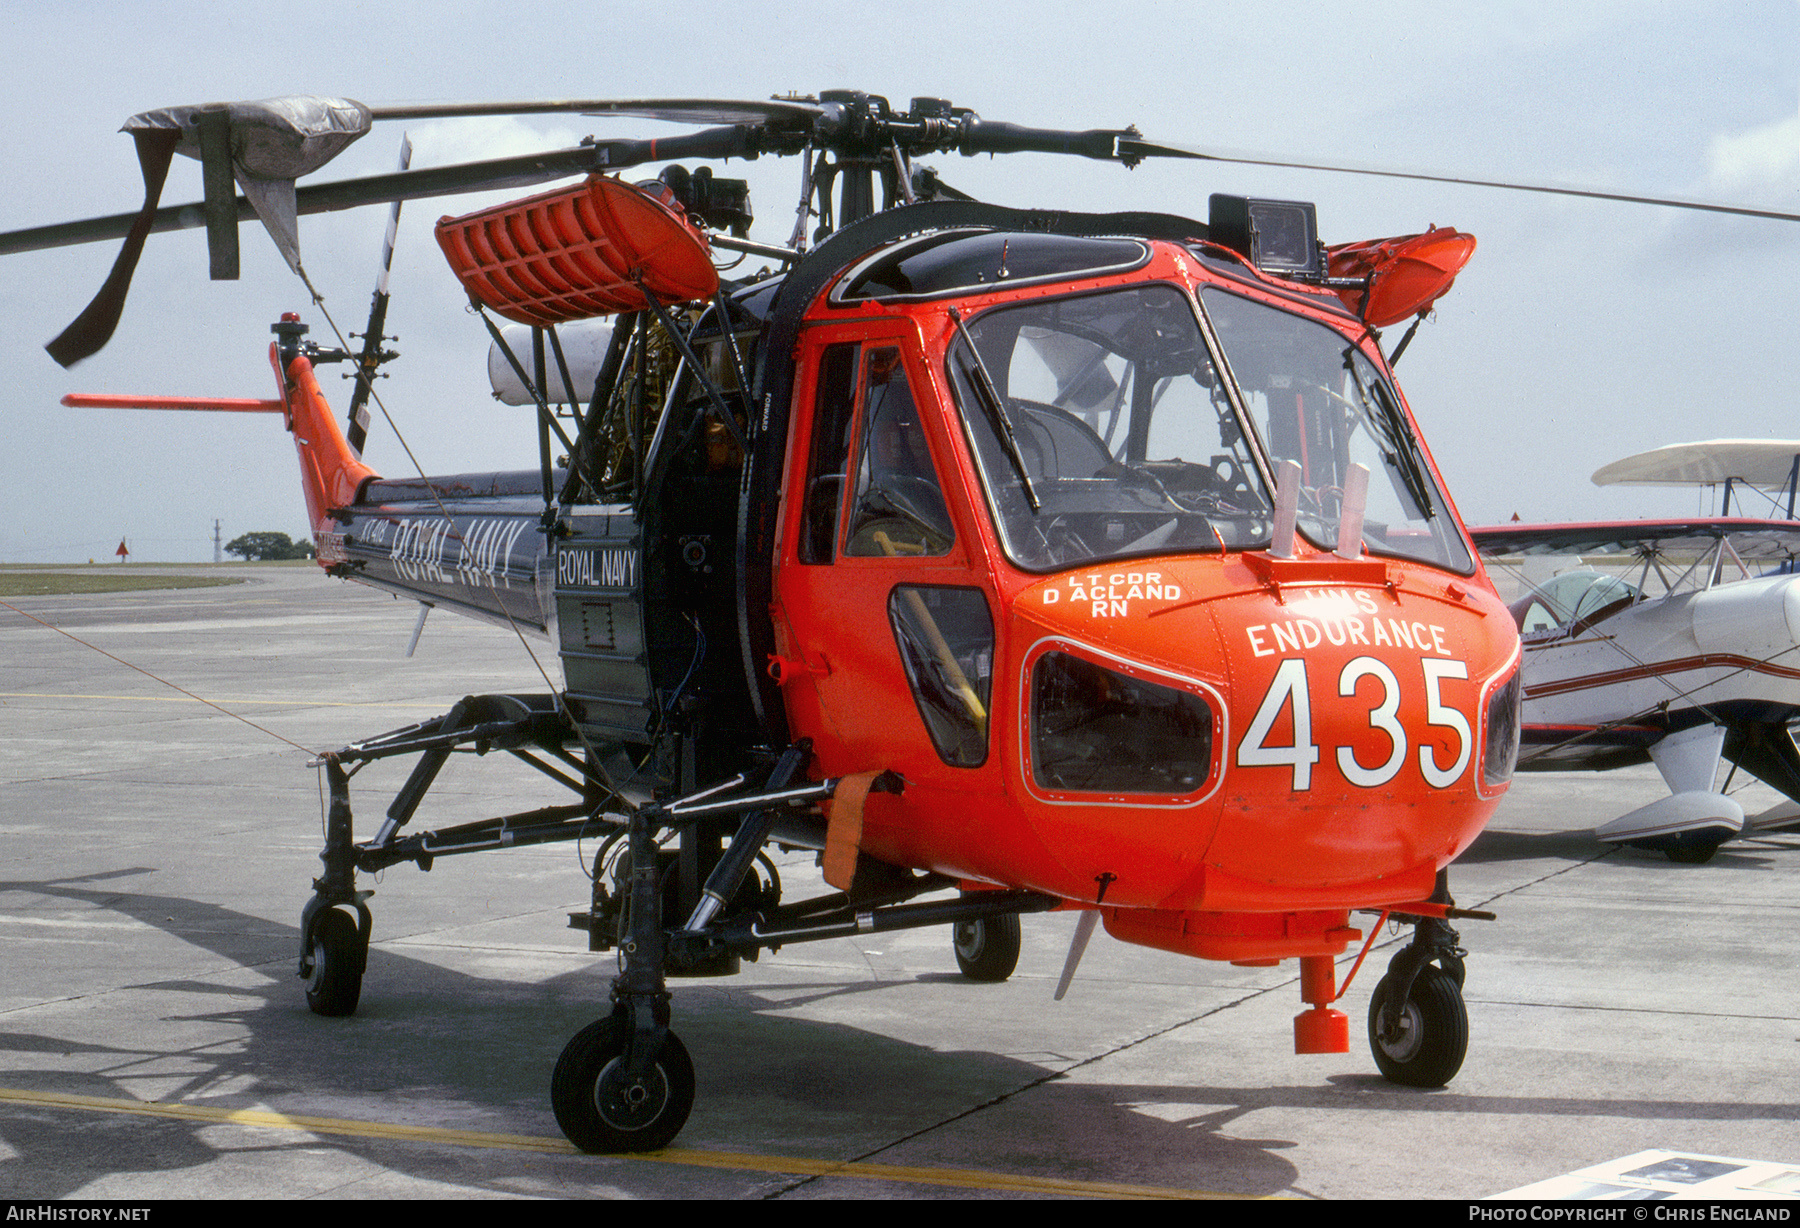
(6, 92, 1527, 1153)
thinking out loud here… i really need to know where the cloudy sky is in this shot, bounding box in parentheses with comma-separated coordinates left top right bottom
(0, 0, 1794, 562)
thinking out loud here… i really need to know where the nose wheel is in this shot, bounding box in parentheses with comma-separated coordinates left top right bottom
(1367, 963, 1467, 1087)
(553, 1013, 696, 1153)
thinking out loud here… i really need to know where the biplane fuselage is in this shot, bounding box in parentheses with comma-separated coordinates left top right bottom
(1513, 573, 1800, 765)
(1474, 514, 1800, 857)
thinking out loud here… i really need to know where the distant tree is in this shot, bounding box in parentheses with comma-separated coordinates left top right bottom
(225, 531, 316, 561)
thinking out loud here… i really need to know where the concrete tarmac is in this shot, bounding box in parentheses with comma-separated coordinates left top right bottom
(2, 568, 1797, 1199)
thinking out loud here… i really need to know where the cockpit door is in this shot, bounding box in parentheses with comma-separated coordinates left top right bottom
(771, 325, 1001, 781)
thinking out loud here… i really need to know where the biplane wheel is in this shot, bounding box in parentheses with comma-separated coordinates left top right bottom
(953, 913, 1021, 982)
(304, 908, 365, 1018)
(1368, 965, 1467, 1088)
(552, 1015, 695, 1154)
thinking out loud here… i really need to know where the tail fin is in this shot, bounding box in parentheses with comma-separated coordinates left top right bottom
(61, 312, 379, 566)
(269, 315, 379, 555)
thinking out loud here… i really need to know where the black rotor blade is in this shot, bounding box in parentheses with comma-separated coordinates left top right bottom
(369, 97, 824, 127)
(1117, 136, 1800, 224)
(957, 121, 1130, 161)
(44, 128, 179, 367)
(0, 125, 763, 258)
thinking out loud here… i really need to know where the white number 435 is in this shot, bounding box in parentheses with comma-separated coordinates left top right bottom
(1236, 656, 1471, 791)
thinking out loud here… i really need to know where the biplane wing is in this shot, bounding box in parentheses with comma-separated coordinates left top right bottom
(1593, 439, 1800, 509)
(1469, 518, 1800, 563)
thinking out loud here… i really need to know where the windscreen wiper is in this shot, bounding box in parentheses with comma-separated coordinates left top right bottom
(950, 307, 1041, 513)
(1343, 347, 1435, 520)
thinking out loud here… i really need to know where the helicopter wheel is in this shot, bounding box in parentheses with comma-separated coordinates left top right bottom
(304, 908, 366, 1018)
(952, 912, 1022, 982)
(1368, 965, 1467, 1088)
(552, 1014, 695, 1154)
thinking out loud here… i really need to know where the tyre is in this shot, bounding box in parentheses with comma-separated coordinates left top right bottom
(1633, 830, 1728, 864)
(552, 1015, 695, 1153)
(953, 912, 1021, 982)
(1368, 964, 1467, 1087)
(1665, 844, 1720, 865)
(304, 908, 365, 1018)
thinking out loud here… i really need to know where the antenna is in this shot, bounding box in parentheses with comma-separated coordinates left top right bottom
(1336, 464, 1370, 560)
(1271, 459, 1302, 559)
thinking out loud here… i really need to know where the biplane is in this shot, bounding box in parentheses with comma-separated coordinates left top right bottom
(1473, 439, 1800, 862)
(5, 91, 1538, 1152)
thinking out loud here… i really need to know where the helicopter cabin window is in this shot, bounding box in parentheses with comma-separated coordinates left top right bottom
(800, 344, 860, 563)
(845, 348, 953, 556)
(1030, 650, 1214, 794)
(889, 585, 994, 766)
(833, 231, 1150, 303)
(801, 343, 953, 563)
(947, 284, 1271, 573)
(1198, 289, 1475, 576)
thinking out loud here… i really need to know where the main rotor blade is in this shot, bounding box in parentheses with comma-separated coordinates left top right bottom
(1118, 136, 1800, 223)
(958, 120, 1132, 161)
(368, 97, 824, 127)
(0, 125, 761, 257)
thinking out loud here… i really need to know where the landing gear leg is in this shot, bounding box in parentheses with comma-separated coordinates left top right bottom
(298, 757, 371, 1017)
(1368, 871, 1469, 1087)
(554, 804, 694, 1153)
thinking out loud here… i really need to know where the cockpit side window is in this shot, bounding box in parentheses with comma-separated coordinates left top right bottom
(844, 347, 954, 556)
(799, 344, 860, 564)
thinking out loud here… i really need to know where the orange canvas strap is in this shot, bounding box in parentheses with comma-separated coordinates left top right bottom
(823, 771, 881, 891)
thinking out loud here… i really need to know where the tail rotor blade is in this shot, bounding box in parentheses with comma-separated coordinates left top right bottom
(347, 134, 412, 456)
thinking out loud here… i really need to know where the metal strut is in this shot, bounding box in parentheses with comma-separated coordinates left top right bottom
(1373, 869, 1470, 1039)
(297, 756, 371, 980)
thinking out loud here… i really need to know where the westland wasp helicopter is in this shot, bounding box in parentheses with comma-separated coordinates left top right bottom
(2, 91, 1543, 1153)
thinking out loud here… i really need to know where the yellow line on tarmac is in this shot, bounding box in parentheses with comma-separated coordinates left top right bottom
(1, 1087, 565, 1152)
(0, 692, 442, 709)
(0, 1086, 1244, 1199)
